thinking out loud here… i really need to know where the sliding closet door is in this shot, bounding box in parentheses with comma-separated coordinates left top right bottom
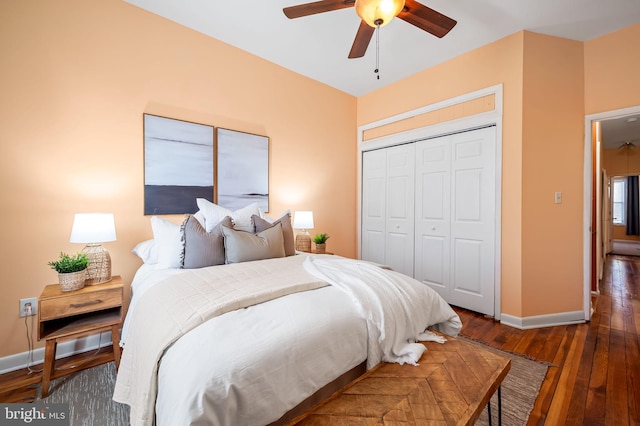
(362, 144, 415, 276)
(448, 127, 496, 315)
(415, 127, 496, 316)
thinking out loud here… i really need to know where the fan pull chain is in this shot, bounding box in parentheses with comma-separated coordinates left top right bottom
(374, 23, 380, 80)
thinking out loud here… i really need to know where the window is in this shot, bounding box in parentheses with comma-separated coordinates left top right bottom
(612, 177, 626, 225)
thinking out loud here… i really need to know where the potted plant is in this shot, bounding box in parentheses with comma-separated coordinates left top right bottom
(48, 252, 89, 292)
(313, 233, 330, 254)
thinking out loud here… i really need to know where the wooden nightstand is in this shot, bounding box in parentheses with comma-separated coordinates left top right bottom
(37, 276, 123, 397)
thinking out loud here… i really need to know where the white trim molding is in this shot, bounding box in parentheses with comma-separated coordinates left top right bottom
(0, 332, 114, 375)
(501, 311, 586, 330)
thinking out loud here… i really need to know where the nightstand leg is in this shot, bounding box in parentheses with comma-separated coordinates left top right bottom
(41, 339, 57, 398)
(111, 324, 121, 370)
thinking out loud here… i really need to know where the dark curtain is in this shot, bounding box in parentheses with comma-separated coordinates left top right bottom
(626, 175, 640, 236)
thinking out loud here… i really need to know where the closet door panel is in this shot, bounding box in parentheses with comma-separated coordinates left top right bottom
(414, 136, 451, 298)
(362, 149, 386, 265)
(452, 238, 483, 294)
(418, 235, 447, 292)
(449, 127, 496, 315)
(385, 144, 415, 276)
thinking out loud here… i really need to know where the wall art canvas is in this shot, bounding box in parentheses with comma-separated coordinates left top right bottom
(216, 128, 269, 212)
(144, 114, 214, 215)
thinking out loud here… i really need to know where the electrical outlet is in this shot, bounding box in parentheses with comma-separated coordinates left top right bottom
(19, 297, 37, 317)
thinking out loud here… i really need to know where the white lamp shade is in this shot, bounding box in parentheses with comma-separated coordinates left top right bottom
(293, 211, 314, 229)
(70, 213, 117, 243)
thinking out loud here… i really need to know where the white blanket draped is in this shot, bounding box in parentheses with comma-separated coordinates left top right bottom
(303, 256, 462, 368)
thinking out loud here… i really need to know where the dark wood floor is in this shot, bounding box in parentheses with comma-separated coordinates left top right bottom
(456, 254, 639, 425)
(1, 255, 638, 424)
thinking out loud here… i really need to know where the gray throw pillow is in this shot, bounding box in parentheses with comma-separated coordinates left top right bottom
(252, 213, 295, 256)
(221, 223, 286, 264)
(181, 215, 232, 269)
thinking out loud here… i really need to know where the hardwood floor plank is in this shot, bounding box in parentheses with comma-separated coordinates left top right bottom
(606, 330, 628, 425)
(527, 325, 576, 426)
(584, 324, 610, 425)
(543, 324, 588, 425)
(625, 329, 640, 424)
(531, 325, 566, 364)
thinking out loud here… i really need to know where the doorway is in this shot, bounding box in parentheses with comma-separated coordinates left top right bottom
(584, 105, 640, 319)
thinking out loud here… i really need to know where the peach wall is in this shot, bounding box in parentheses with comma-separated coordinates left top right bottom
(585, 23, 640, 115)
(520, 32, 584, 316)
(0, 0, 356, 358)
(358, 32, 526, 317)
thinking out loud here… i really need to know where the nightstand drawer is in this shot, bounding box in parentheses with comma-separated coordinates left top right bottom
(39, 286, 122, 321)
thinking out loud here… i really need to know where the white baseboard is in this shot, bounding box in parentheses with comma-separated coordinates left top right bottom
(500, 310, 586, 330)
(0, 331, 114, 375)
(611, 240, 640, 256)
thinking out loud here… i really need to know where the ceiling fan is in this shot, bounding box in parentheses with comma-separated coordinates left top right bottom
(283, 0, 457, 59)
(619, 140, 637, 150)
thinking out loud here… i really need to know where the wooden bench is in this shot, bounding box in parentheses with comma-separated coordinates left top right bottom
(288, 337, 511, 425)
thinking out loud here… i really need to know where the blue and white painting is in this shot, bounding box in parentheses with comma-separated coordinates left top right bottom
(144, 114, 214, 215)
(216, 128, 269, 212)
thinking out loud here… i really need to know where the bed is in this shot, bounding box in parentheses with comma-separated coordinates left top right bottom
(113, 200, 462, 426)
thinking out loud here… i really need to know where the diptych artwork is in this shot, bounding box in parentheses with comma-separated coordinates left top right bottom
(143, 114, 269, 215)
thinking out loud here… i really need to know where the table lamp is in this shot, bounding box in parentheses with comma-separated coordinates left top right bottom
(70, 213, 117, 284)
(293, 211, 314, 253)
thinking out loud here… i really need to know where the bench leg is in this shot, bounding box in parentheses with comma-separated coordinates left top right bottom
(498, 385, 502, 426)
(486, 385, 503, 426)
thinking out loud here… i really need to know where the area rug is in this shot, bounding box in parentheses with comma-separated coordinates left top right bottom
(459, 336, 551, 426)
(40, 340, 549, 426)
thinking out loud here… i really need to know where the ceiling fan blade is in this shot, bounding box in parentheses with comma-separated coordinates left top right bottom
(348, 21, 375, 58)
(397, 0, 457, 38)
(283, 0, 355, 19)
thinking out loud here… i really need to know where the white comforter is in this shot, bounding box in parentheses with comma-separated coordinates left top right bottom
(115, 254, 461, 426)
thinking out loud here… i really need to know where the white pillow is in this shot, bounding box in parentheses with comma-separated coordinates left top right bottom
(150, 216, 183, 269)
(132, 239, 157, 265)
(259, 208, 291, 224)
(193, 210, 206, 227)
(196, 198, 259, 233)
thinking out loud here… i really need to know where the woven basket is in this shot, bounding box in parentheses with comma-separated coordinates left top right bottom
(314, 243, 326, 254)
(59, 269, 87, 292)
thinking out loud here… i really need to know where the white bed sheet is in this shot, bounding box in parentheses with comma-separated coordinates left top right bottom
(120, 259, 368, 426)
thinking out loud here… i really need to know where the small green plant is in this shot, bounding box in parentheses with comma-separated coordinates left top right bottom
(313, 233, 330, 244)
(48, 252, 89, 273)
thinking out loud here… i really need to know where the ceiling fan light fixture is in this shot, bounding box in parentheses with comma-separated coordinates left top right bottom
(355, 0, 405, 28)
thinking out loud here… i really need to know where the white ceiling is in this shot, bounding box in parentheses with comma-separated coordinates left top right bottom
(124, 0, 640, 97)
(601, 114, 640, 149)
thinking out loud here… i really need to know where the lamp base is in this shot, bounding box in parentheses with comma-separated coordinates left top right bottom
(295, 234, 312, 253)
(82, 244, 112, 285)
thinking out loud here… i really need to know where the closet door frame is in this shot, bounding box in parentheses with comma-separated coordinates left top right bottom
(357, 85, 503, 320)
